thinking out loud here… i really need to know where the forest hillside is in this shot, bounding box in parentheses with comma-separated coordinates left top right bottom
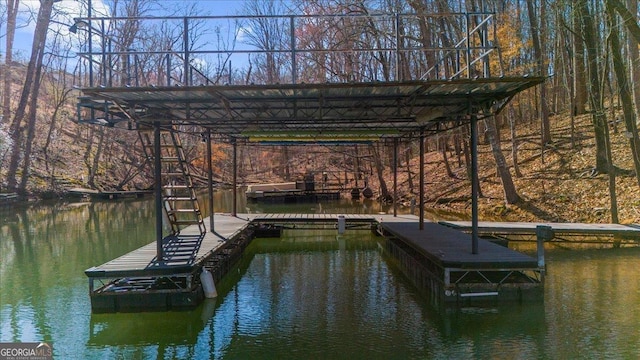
(1, 0, 639, 225)
(1, 57, 638, 224)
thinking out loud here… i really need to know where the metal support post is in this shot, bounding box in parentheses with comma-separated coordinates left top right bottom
(419, 130, 425, 230)
(154, 122, 164, 262)
(207, 129, 214, 233)
(536, 225, 553, 271)
(183, 17, 190, 85)
(393, 138, 398, 217)
(290, 16, 296, 84)
(232, 139, 237, 217)
(470, 113, 479, 254)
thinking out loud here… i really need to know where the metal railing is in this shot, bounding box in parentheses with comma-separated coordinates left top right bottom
(72, 12, 502, 89)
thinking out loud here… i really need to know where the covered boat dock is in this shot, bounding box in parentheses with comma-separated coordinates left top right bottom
(73, 11, 547, 311)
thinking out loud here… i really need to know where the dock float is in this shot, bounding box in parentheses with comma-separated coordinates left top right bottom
(378, 216, 543, 305)
(86, 214, 545, 312)
(85, 214, 252, 312)
(440, 221, 640, 246)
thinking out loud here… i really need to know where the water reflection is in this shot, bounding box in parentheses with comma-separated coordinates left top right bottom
(1, 194, 639, 359)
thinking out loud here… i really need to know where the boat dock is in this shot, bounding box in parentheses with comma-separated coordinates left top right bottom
(68, 187, 152, 200)
(0, 193, 19, 207)
(85, 214, 252, 312)
(440, 221, 640, 246)
(86, 213, 547, 312)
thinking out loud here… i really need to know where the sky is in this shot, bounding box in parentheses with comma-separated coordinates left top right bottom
(1, 0, 250, 62)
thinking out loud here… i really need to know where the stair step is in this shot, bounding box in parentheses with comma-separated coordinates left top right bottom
(173, 220, 204, 225)
(163, 185, 192, 189)
(167, 209, 201, 214)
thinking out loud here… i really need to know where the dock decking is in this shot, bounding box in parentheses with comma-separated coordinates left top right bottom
(86, 213, 549, 311)
(381, 221, 538, 269)
(86, 214, 250, 278)
(440, 221, 640, 245)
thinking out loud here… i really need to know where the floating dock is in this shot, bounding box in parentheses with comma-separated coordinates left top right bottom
(245, 181, 340, 203)
(68, 187, 152, 200)
(379, 217, 543, 305)
(85, 214, 252, 312)
(86, 214, 553, 312)
(0, 193, 19, 207)
(440, 221, 640, 246)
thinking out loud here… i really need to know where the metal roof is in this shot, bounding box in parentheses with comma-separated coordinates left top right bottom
(79, 77, 543, 142)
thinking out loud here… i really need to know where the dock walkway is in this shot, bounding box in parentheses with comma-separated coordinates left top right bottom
(86, 214, 546, 311)
(440, 221, 640, 245)
(85, 214, 250, 278)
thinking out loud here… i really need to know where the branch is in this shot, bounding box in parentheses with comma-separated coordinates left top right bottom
(608, 0, 640, 43)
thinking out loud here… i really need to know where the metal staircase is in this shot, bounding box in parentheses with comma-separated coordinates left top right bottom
(139, 124, 206, 236)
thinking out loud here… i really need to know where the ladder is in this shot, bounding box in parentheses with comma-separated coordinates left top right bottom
(139, 124, 206, 236)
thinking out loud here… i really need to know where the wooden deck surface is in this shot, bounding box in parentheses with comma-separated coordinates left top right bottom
(245, 213, 380, 222)
(85, 214, 250, 277)
(86, 214, 547, 278)
(381, 220, 538, 269)
(440, 221, 640, 236)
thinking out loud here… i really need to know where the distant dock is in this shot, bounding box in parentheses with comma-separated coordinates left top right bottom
(245, 181, 340, 203)
(0, 193, 19, 206)
(68, 187, 153, 200)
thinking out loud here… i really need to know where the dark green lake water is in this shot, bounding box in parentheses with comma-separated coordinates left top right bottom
(1, 193, 639, 359)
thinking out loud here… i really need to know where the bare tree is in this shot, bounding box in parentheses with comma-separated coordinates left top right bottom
(6, 0, 57, 193)
(606, 0, 640, 187)
(2, 0, 19, 125)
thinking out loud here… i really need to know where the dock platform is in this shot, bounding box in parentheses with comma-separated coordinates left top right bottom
(68, 187, 153, 200)
(377, 216, 542, 304)
(85, 214, 252, 312)
(86, 213, 546, 312)
(440, 221, 640, 246)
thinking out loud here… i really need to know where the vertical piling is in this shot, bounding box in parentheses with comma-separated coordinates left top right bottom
(154, 122, 164, 262)
(470, 113, 479, 255)
(207, 129, 214, 233)
(419, 130, 425, 230)
(536, 225, 553, 271)
(393, 138, 398, 217)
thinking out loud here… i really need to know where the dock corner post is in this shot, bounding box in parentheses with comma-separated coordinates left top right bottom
(393, 137, 398, 217)
(419, 130, 425, 230)
(536, 225, 553, 272)
(207, 129, 214, 233)
(232, 138, 237, 217)
(470, 113, 479, 254)
(154, 121, 164, 262)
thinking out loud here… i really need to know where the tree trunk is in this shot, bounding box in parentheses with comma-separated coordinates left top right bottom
(509, 105, 523, 177)
(439, 136, 455, 178)
(404, 144, 414, 194)
(572, 1, 588, 115)
(369, 144, 389, 201)
(606, 1, 640, 186)
(6, 0, 55, 192)
(88, 128, 105, 189)
(578, 0, 609, 173)
(486, 115, 520, 204)
(527, 0, 551, 144)
(624, 0, 640, 115)
(2, 0, 19, 124)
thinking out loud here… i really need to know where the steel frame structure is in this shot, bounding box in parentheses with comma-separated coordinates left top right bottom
(73, 10, 544, 262)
